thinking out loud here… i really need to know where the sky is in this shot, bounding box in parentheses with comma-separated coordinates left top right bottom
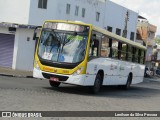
(110, 0, 160, 35)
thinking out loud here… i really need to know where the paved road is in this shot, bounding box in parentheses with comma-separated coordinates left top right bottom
(0, 76, 160, 119)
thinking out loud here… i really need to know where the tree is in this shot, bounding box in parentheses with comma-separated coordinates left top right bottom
(155, 37, 160, 44)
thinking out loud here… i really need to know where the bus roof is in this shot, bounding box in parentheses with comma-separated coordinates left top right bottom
(44, 20, 91, 27)
(44, 20, 146, 50)
(93, 26, 146, 50)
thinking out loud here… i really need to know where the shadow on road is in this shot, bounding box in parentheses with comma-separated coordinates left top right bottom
(43, 83, 160, 99)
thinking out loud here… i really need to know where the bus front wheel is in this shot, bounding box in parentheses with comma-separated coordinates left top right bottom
(90, 74, 102, 94)
(49, 80, 61, 87)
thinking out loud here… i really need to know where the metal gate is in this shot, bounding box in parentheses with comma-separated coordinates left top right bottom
(0, 33, 15, 68)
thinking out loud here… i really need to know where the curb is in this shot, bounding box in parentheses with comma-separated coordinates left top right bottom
(144, 77, 160, 82)
(0, 73, 33, 78)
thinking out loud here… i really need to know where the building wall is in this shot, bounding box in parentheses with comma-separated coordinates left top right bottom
(0, 0, 30, 24)
(136, 20, 157, 68)
(0, 0, 138, 41)
(13, 29, 35, 71)
(0, 27, 35, 71)
(0, 27, 14, 35)
(137, 22, 148, 42)
(28, 0, 58, 25)
(56, 0, 105, 28)
(28, 0, 105, 28)
(105, 1, 124, 32)
(105, 1, 138, 40)
(0, 0, 139, 71)
(0, 27, 15, 68)
(28, 0, 137, 40)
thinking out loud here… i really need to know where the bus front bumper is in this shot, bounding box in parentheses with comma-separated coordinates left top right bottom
(33, 67, 88, 86)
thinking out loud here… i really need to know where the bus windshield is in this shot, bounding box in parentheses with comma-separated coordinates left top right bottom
(38, 24, 89, 64)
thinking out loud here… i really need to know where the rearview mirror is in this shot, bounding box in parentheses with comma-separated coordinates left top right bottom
(33, 26, 42, 40)
(33, 32, 37, 40)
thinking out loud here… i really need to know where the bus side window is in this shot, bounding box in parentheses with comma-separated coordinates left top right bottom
(109, 38, 112, 57)
(89, 38, 99, 57)
(128, 45, 132, 62)
(132, 47, 135, 62)
(140, 50, 145, 64)
(101, 35, 110, 57)
(118, 42, 122, 59)
(121, 43, 127, 61)
(143, 51, 146, 64)
(111, 39, 118, 59)
(89, 32, 101, 57)
(92, 39, 99, 56)
(138, 49, 141, 63)
(134, 48, 139, 63)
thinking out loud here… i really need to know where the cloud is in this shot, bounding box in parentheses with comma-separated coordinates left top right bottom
(110, 0, 160, 35)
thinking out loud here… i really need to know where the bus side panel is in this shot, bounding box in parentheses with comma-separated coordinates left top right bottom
(85, 58, 145, 86)
(33, 67, 45, 79)
(116, 60, 130, 85)
(131, 64, 145, 84)
(132, 76, 144, 84)
(85, 58, 121, 86)
(116, 60, 145, 85)
(117, 61, 145, 85)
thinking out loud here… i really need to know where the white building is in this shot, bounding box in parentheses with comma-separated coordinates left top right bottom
(0, 0, 138, 71)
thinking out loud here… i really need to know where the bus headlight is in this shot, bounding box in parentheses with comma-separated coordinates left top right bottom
(73, 67, 84, 75)
(35, 61, 40, 70)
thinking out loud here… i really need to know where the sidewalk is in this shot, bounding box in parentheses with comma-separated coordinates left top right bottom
(0, 67, 33, 78)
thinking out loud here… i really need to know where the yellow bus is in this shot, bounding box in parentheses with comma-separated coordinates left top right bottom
(33, 20, 146, 93)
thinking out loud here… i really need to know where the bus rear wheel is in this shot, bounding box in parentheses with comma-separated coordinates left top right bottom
(120, 74, 132, 90)
(90, 74, 102, 94)
(49, 80, 61, 87)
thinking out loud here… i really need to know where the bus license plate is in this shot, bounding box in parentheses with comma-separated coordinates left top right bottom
(50, 77, 59, 82)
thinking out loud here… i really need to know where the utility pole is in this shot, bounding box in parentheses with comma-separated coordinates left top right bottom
(123, 10, 129, 38)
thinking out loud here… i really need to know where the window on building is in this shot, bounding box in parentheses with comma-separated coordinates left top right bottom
(148, 32, 155, 39)
(101, 35, 110, 57)
(38, 0, 48, 9)
(122, 30, 127, 38)
(75, 6, 79, 16)
(116, 28, 121, 35)
(96, 12, 100, 22)
(107, 26, 112, 32)
(66, 4, 71, 14)
(82, 8, 85, 17)
(130, 32, 135, 41)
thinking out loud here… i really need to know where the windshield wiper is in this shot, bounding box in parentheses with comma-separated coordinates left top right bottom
(63, 32, 77, 45)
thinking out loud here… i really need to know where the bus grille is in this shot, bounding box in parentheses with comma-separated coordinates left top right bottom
(42, 73, 69, 81)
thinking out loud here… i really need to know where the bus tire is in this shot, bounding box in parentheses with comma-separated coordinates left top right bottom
(120, 74, 132, 90)
(90, 74, 102, 94)
(49, 80, 61, 87)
